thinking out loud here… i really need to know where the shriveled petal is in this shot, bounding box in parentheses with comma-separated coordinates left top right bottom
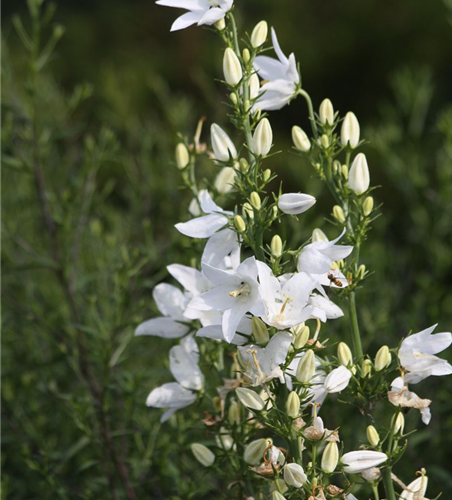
(135, 317, 190, 338)
(175, 213, 228, 238)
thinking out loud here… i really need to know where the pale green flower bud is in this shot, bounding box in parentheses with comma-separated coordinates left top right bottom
(223, 48, 243, 86)
(228, 400, 240, 425)
(320, 134, 330, 148)
(348, 153, 370, 195)
(191, 443, 215, 467)
(321, 441, 339, 473)
(393, 412, 405, 434)
(244, 438, 271, 464)
(341, 164, 349, 179)
(249, 73, 260, 100)
(252, 118, 273, 156)
(312, 228, 328, 242)
(286, 391, 300, 419)
(357, 264, 366, 280)
(230, 92, 238, 105)
(272, 492, 287, 500)
(333, 160, 341, 174)
(239, 158, 249, 173)
(242, 48, 250, 63)
(236, 387, 265, 410)
(253, 108, 262, 121)
(271, 235, 283, 258)
(175, 143, 189, 170)
(341, 111, 360, 148)
(251, 20, 268, 48)
(272, 205, 278, 219)
(250, 191, 262, 210)
(252, 316, 269, 344)
(215, 167, 236, 194)
(333, 205, 346, 224)
(234, 215, 246, 233)
(363, 195, 374, 216)
(263, 168, 271, 181)
(296, 350, 315, 383)
(292, 325, 310, 349)
(244, 99, 250, 112)
(361, 359, 372, 378)
(319, 98, 334, 125)
(292, 125, 311, 152)
(337, 342, 353, 366)
(214, 18, 226, 31)
(242, 202, 254, 219)
(366, 425, 380, 447)
(374, 345, 391, 371)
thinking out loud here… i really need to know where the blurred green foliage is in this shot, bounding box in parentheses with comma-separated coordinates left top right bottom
(2, 0, 452, 499)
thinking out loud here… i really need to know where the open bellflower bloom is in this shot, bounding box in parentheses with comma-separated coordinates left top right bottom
(398, 324, 452, 384)
(254, 28, 299, 111)
(156, 0, 233, 32)
(341, 450, 387, 473)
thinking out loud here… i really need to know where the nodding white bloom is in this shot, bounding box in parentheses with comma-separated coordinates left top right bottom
(348, 153, 370, 195)
(278, 193, 316, 215)
(156, 0, 233, 32)
(341, 450, 387, 474)
(147, 336, 203, 421)
(253, 28, 299, 111)
(257, 262, 316, 329)
(189, 257, 264, 342)
(388, 377, 432, 425)
(135, 282, 191, 338)
(400, 472, 429, 500)
(175, 189, 231, 239)
(283, 463, 307, 488)
(398, 324, 452, 384)
(252, 118, 273, 156)
(211, 123, 237, 161)
(341, 112, 360, 148)
(297, 229, 353, 275)
(238, 332, 292, 386)
(223, 47, 243, 86)
(215, 167, 237, 194)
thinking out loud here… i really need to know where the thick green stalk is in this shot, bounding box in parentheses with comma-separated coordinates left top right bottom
(298, 88, 319, 139)
(347, 291, 364, 359)
(382, 468, 396, 500)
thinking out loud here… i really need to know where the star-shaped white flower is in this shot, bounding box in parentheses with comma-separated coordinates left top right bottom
(253, 28, 299, 111)
(156, 0, 233, 32)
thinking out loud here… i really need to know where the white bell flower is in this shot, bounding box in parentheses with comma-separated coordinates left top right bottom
(254, 28, 299, 111)
(188, 257, 264, 342)
(238, 332, 292, 386)
(341, 450, 387, 473)
(156, 0, 233, 32)
(398, 324, 452, 384)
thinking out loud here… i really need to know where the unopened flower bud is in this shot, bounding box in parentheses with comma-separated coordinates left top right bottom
(363, 196, 374, 216)
(286, 391, 300, 419)
(292, 325, 310, 349)
(242, 202, 254, 219)
(249, 73, 260, 100)
(252, 316, 269, 344)
(278, 193, 316, 215)
(272, 205, 278, 219)
(213, 396, 222, 412)
(284, 463, 307, 488)
(214, 18, 226, 31)
(223, 47, 243, 86)
(341, 164, 349, 179)
(263, 168, 271, 181)
(211, 123, 237, 161)
(321, 134, 330, 149)
(242, 48, 250, 63)
(362, 467, 381, 482)
(234, 215, 246, 233)
(333, 160, 341, 174)
(292, 126, 311, 152)
(357, 264, 366, 280)
(337, 342, 353, 367)
(250, 191, 261, 210)
(175, 143, 189, 170)
(215, 167, 236, 193)
(228, 401, 240, 425)
(374, 345, 391, 371)
(253, 108, 262, 121)
(272, 492, 287, 500)
(230, 92, 238, 105)
(239, 158, 249, 173)
(341, 111, 360, 148)
(251, 20, 268, 48)
(348, 153, 370, 195)
(361, 359, 372, 378)
(244, 438, 271, 464)
(271, 235, 283, 258)
(244, 99, 250, 112)
(191, 443, 215, 467)
(393, 412, 405, 435)
(252, 118, 273, 156)
(319, 98, 334, 125)
(296, 349, 315, 383)
(312, 228, 328, 242)
(321, 442, 339, 473)
(367, 425, 380, 447)
(333, 205, 346, 224)
(236, 387, 265, 410)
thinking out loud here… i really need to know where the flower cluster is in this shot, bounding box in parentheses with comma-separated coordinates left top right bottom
(136, 4, 452, 500)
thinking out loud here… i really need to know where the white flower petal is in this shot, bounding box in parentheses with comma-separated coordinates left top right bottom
(175, 213, 228, 238)
(169, 345, 204, 390)
(153, 283, 188, 320)
(135, 317, 190, 338)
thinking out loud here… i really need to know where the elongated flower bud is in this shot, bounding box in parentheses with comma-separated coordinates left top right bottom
(319, 98, 334, 125)
(342, 450, 387, 473)
(321, 134, 330, 148)
(250, 191, 262, 210)
(363, 196, 374, 216)
(321, 442, 339, 473)
(337, 342, 353, 366)
(252, 118, 273, 156)
(175, 143, 189, 170)
(312, 228, 328, 242)
(333, 205, 346, 223)
(374, 345, 391, 371)
(286, 391, 300, 419)
(251, 20, 268, 48)
(348, 153, 370, 195)
(242, 202, 254, 219)
(223, 48, 243, 86)
(263, 168, 271, 181)
(341, 164, 349, 179)
(367, 425, 380, 447)
(244, 438, 271, 464)
(393, 412, 405, 434)
(249, 73, 260, 100)
(278, 193, 316, 215)
(252, 316, 269, 344)
(296, 350, 315, 383)
(324, 366, 352, 393)
(242, 48, 250, 63)
(211, 123, 237, 161)
(272, 492, 287, 500)
(292, 325, 310, 349)
(239, 158, 249, 173)
(215, 167, 236, 194)
(191, 443, 215, 467)
(228, 400, 240, 425)
(361, 359, 372, 378)
(214, 18, 226, 31)
(292, 126, 311, 152)
(234, 215, 246, 233)
(236, 387, 265, 410)
(284, 463, 307, 488)
(341, 112, 360, 148)
(271, 235, 283, 258)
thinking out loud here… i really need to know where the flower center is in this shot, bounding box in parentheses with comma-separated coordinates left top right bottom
(229, 281, 252, 302)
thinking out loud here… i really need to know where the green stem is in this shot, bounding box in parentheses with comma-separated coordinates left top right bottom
(347, 291, 364, 359)
(372, 483, 380, 500)
(298, 88, 319, 139)
(382, 468, 396, 500)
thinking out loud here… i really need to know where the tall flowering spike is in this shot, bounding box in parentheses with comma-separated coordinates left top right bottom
(341, 112, 360, 148)
(223, 47, 243, 86)
(348, 153, 370, 195)
(319, 98, 334, 125)
(252, 118, 273, 156)
(211, 123, 237, 161)
(251, 20, 268, 48)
